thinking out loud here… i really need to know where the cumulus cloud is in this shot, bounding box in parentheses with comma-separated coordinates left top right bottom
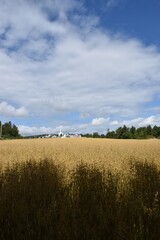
(122, 116, 160, 128)
(19, 115, 160, 135)
(100, 116, 160, 131)
(0, 0, 160, 130)
(140, 116, 160, 126)
(111, 120, 119, 126)
(18, 125, 54, 136)
(92, 117, 110, 126)
(18, 123, 88, 136)
(0, 101, 28, 117)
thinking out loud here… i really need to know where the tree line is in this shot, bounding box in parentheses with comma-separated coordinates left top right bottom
(0, 121, 20, 139)
(82, 125, 160, 139)
(1, 121, 160, 139)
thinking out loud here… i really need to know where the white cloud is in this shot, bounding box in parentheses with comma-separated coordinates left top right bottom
(0, 0, 160, 129)
(18, 123, 88, 136)
(18, 125, 54, 135)
(137, 116, 160, 127)
(119, 116, 160, 128)
(19, 115, 160, 136)
(0, 102, 28, 117)
(92, 117, 110, 126)
(111, 120, 119, 125)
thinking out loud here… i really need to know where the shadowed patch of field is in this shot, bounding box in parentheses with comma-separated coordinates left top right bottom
(0, 159, 160, 240)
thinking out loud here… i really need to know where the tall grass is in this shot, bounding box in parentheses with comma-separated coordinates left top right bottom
(0, 159, 159, 239)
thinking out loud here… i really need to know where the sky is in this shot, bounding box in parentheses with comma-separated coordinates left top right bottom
(0, 0, 160, 135)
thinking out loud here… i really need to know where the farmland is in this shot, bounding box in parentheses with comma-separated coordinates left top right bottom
(1, 138, 160, 170)
(0, 138, 160, 239)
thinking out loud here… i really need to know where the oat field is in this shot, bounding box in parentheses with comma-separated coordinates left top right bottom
(0, 138, 160, 171)
(0, 138, 160, 239)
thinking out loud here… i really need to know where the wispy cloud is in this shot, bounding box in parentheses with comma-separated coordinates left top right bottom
(106, 0, 119, 8)
(106, 0, 126, 8)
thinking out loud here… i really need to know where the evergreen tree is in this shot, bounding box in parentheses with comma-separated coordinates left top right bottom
(11, 124, 19, 137)
(0, 121, 20, 138)
(146, 125, 152, 136)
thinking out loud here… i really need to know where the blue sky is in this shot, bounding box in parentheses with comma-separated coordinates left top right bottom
(0, 0, 160, 135)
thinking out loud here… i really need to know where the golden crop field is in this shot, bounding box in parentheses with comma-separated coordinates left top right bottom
(0, 138, 160, 172)
(1, 137, 160, 239)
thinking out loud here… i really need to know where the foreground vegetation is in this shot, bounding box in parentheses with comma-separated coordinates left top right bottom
(0, 159, 159, 240)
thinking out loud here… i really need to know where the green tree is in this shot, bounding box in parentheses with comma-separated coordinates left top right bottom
(93, 132, 100, 138)
(146, 125, 152, 136)
(136, 127, 147, 139)
(2, 121, 12, 136)
(1, 121, 20, 138)
(152, 125, 160, 138)
(11, 124, 19, 137)
(130, 126, 136, 138)
(116, 125, 130, 139)
(106, 131, 116, 138)
(0, 121, 2, 138)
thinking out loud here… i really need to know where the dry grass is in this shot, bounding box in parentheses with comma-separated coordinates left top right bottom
(0, 138, 160, 172)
